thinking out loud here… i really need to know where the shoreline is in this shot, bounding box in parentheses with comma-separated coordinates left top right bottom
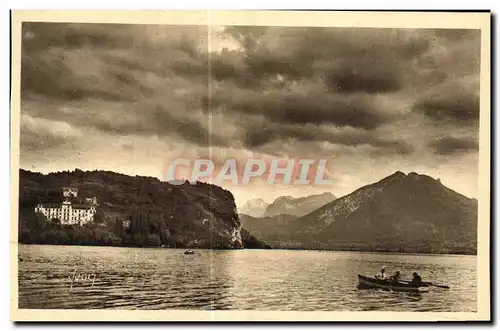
(16, 242, 477, 256)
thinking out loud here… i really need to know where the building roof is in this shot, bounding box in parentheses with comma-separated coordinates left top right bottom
(37, 202, 95, 210)
(72, 204, 94, 209)
(39, 204, 60, 209)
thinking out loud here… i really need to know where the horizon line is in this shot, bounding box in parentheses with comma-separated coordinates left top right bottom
(18, 166, 477, 202)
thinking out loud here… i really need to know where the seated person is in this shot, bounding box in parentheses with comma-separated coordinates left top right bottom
(410, 272, 422, 287)
(390, 271, 401, 283)
(374, 267, 388, 280)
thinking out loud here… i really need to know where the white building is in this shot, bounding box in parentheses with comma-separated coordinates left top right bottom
(35, 188, 98, 225)
(63, 187, 78, 198)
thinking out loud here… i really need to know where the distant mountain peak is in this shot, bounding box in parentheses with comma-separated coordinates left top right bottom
(376, 171, 447, 191)
(263, 192, 337, 217)
(397, 172, 447, 190)
(239, 198, 270, 218)
(388, 171, 440, 181)
(245, 198, 267, 204)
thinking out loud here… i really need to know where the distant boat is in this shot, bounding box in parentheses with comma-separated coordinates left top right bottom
(357, 274, 429, 293)
(184, 249, 194, 255)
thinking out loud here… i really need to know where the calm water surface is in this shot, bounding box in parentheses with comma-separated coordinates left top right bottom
(18, 244, 476, 311)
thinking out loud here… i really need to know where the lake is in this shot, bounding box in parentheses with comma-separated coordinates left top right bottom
(17, 244, 476, 311)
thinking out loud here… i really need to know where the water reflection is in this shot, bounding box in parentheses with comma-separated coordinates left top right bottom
(18, 245, 476, 311)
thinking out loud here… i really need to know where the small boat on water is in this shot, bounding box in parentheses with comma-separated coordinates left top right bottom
(358, 274, 429, 293)
(184, 249, 194, 255)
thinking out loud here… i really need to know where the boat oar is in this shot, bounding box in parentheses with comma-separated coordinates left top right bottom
(395, 279, 449, 289)
(426, 282, 450, 289)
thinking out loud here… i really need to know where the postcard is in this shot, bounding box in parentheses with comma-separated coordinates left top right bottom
(10, 10, 491, 322)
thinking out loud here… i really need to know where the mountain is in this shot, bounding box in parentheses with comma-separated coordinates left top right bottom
(18, 168, 269, 249)
(238, 198, 269, 217)
(263, 192, 336, 217)
(240, 228, 272, 249)
(290, 171, 477, 254)
(240, 213, 299, 244)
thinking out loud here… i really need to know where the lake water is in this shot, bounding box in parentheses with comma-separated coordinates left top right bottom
(17, 244, 476, 311)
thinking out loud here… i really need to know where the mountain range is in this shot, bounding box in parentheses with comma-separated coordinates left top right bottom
(239, 192, 336, 218)
(241, 171, 477, 254)
(18, 169, 477, 254)
(262, 192, 336, 217)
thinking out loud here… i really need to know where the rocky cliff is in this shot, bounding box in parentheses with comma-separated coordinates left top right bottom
(240, 228, 272, 249)
(19, 169, 247, 249)
(240, 213, 298, 244)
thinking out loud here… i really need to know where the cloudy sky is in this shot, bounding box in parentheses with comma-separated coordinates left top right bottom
(19, 22, 481, 206)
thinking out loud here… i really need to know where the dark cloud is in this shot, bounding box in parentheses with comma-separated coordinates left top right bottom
(211, 49, 259, 87)
(413, 82, 480, 124)
(209, 86, 392, 130)
(243, 122, 414, 156)
(22, 23, 126, 52)
(25, 99, 226, 147)
(148, 106, 228, 147)
(20, 22, 219, 147)
(20, 129, 70, 152)
(22, 22, 207, 52)
(20, 116, 78, 152)
(430, 136, 479, 155)
(433, 29, 480, 42)
(238, 94, 387, 129)
(19, 22, 481, 168)
(324, 64, 401, 94)
(21, 50, 161, 102)
(21, 22, 208, 102)
(21, 53, 126, 102)
(18, 22, 483, 201)
(218, 27, 432, 93)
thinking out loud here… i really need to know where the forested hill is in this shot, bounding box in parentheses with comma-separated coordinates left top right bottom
(18, 168, 268, 249)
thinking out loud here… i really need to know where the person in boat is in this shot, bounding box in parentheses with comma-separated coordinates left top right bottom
(390, 271, 401, 283)
(410, 272, 422, 287)
(374, 267, 388, 280)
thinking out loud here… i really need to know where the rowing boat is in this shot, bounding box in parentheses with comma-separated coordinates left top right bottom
(357, 274, 429, 293)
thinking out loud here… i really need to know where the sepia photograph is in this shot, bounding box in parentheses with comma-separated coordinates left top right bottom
(10, 10, 490, 322)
